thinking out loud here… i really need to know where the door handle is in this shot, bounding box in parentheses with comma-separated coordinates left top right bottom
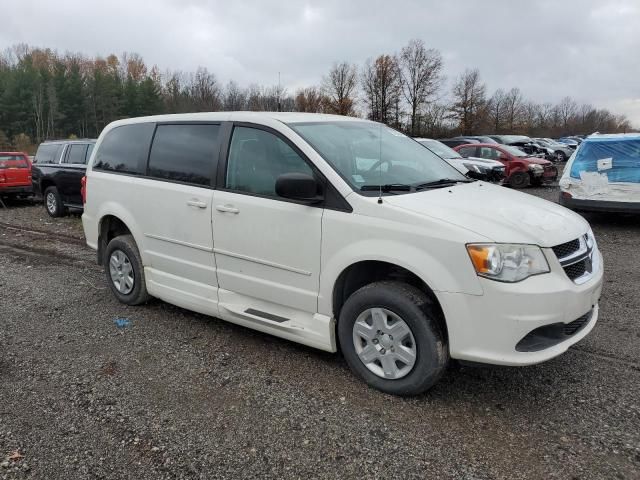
(187, 199, 207, 209)
(215, 204, 239, 214)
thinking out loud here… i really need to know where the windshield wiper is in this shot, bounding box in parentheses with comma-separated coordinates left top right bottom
(360, 184, 413, 193)
(415, 178, 473, 189)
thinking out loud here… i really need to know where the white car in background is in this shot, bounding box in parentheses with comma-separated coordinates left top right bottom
(559, 133, 640, 213)
(415, 138, 505, 183)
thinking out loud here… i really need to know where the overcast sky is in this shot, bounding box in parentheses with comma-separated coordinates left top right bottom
(2, 0, 639, 125)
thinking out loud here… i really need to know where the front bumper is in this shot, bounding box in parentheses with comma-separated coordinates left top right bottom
(437, 249, 603, 366)
(559, 195, 640, 214)
(0, 185, 33, 195)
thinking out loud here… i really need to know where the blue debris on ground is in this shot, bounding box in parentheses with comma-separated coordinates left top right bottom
(113, 317, 132, 329)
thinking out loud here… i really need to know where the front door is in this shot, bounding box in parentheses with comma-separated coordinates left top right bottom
(212, 124, 322, 315)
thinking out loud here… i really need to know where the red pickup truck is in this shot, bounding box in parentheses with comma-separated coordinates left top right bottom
(0, 152, 33, 199)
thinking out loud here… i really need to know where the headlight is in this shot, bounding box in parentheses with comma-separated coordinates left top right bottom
(529, 164, 543, 172)
(466, 244, 550, 282)
(463, 163, 484, 173)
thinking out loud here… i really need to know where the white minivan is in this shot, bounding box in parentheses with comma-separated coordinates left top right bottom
(82, 112, 603, 395)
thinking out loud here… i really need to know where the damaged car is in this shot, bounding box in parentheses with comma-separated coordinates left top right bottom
(415, 138, 505, 183)
(559, 133, 640, 213)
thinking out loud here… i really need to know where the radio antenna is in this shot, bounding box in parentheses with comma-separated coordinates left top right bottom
(377, 121, 383, 204)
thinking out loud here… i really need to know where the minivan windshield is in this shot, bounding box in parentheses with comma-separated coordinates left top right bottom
(288, 121, 467, 193)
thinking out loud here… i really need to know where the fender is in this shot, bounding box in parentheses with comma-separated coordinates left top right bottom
(96, 203, 148, 265)
(318, 238, 483, 317)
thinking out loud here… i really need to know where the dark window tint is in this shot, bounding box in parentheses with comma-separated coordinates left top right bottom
(93, 123, 154, 174)
(34, 144, 62, 164)
(86, 144, 95, 163)
(65, 144, 88, 164)
(148, 124, 219, 186)
(226, 126, 313, 197)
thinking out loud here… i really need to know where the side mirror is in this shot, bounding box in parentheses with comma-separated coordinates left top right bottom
(275, 173, 323, 203)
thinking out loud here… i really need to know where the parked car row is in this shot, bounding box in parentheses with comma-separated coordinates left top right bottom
(416, 138, 556, 188)
(439, 134, 580, 163)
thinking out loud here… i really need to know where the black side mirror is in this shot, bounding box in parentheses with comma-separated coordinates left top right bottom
(275, 173, 323, 203)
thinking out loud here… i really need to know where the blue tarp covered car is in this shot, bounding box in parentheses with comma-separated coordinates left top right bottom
(559, 134, 640, 213)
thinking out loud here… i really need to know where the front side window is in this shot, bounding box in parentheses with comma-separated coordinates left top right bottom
(288, 121, 465, 193)
(86, 144, 95, 163)
(148, 124, 220, 186)
(65, 144, 88, 164)
(478, 147, 501, 160)
(226, 126, 313, 196)
(93, 123, 155, 175)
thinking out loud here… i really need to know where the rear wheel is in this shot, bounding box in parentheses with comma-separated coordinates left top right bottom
(338, 281, 449, 396)
(508, 171, 530, 189)
(105, 234, 150, 305)
(44, 186, 65, 217)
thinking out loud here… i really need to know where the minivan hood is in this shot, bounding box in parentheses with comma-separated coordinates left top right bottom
(384, 182, 588, 247)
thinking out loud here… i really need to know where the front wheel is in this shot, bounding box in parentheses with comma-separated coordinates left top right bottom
(104, 234, 150, 305)
(508, 171, 530, 189)
(338, 281, 449, 396)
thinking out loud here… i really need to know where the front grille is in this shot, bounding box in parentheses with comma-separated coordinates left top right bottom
(563, 311, 592, 335)
(564, 259, 587, 280)
(552, 239, 580, 259)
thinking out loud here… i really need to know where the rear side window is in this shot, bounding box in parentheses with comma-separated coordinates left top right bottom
(64, 144, 88, 164)
(0, 155, 29, 169)
(147, 124, 220, 186)
(34, 144, 62, 164)
(93, 124, 154, 175)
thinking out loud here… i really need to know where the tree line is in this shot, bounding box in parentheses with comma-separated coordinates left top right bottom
(0, 41, 634, 152)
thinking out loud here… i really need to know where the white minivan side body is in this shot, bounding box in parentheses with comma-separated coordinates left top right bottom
(83, 112, 603, 368)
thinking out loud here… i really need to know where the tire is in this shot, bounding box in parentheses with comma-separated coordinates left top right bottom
(508, 171, 530, 189)
(555, 151, 567, 162)
(338, 281, 449, 396)
(44, 186, 65, 217)
(104, 234, 150, 305)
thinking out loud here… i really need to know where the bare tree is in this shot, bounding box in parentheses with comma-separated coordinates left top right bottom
(322, 62, 357, 116)
(450, 68, 487, 135)
(361, 55, 402, 124)
(294, 86, 324, 113)
(190, 67, 221, 111)
(556, 96, 578, 132)
(223, 80, 246, 111)
(503, 87, 523, 131)
(487, 88, 506, 133)
(397, 39, 443, 135)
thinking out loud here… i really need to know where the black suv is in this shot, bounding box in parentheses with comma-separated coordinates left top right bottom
(31, 139, 96, 216)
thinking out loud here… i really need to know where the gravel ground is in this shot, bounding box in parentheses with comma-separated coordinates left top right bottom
(1, 184, 639, 480)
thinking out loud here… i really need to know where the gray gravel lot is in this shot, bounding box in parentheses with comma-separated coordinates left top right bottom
(1, 184, 639, 480)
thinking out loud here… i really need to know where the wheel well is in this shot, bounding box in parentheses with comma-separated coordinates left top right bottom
(40, 178, 55, 193)
(97, 215, 132, 265)
(332, 261, 448, 341)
